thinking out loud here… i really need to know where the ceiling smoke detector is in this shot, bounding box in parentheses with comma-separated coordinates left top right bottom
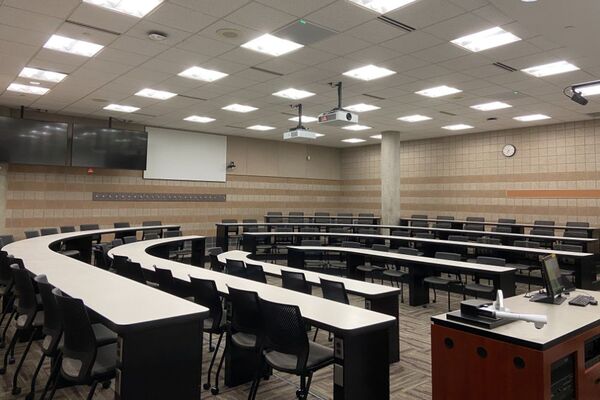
(148, 31, 167, 41)
(217, 28, 240, 39)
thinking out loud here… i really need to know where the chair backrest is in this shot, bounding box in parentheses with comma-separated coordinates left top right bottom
(371, 243, 389, 252)
(434, 221, 452, 229)
(391, 230, 410, 237)
(288, 212, 304, 224)
(25, 230, 40, 238)
(412, 214, 428, 219)
(243, 219, 257, 224)
(259, 298, 309, 372)
(281, 270, 311, 294)
(396, 246, 420, 256)
(225, 259, 246, 278)
(476, 237, 502, 245)
(114, 222, 130, 228)
(144, 233, 160, 241)
(0, 251, 13, 283)
(112, 255, 129, 276)
(336, 213, 352, 223)
(222, 219, 238, 234)
(60, 226, 76, 233)
(80, 224, 99, 231)
(319, 278, 349, 304)
(357, 213, 374, 224)
(358, 228, 376, 235)
(125, 260, 147, 284)
(0, 234, 14, 248)
(154, 266, 176, 294)
(52, 288, 97, 382)
(300, 227, 319, 233)
(163, 230, 182, 238)
(415, 232, 434, 239)
(40, 228, 59, 236)
(566, 221, 589, 227)
(228, 286, 262, 336)
(564, 230, 588, 238)
(434, 252, 461, 261)
(111, 239, 123, 247)
(466, 217, 484, 222)
(513, 240, 540, 248)
(341, 241, 361, 248)
(314, 212, 330, 223)
(246, 263, 267, 284)
(437, 216, 454, 220)
(143, 220, 161, 227)
(464, 222, 484, 231)
(498, 218, 516, 224)
(301, 239, 321, 246)
(534, 220, 555, 226)
(34, 275, 63, 351)
(329, 228, 348, 234)
(12, 264, 38, 324)
(493, 226, 513, 233)
(189, 277, 223, 330)
(123, 235, 137, 244)
(448, 235, 469, 242)
(207, 247, 224, 271)
(410, 215, 429, 227)
(553, 243, 583, 253)
(530, 227, 555, 236)
(266, 212, 283, 223)
(476, 256, 506, 266)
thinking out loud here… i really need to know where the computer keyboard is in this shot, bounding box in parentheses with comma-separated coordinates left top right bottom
(568, 295, 596, 307)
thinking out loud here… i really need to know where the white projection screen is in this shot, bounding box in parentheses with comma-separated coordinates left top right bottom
(143, 127, 227, 182)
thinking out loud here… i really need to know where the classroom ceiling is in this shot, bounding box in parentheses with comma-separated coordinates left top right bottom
(0, 0, 599, 147)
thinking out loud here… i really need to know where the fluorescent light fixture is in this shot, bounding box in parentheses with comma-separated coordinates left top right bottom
(43, 34, 103, 57)
(272, 88, 315, 100)
(522, 61, 579, 77)
(184, 115, 215, 123)
(470, 101, 512, 111)
(345, 103, 380, 112)
(370, 134, 382, 139)
(343, 64, 396, 81)
(103, 104, 139, 113)
(247, 125, 275, 131)
(442, 124, 473, 131)
(342, 124, 371, 131)
(348, 0, 418, 14)
(222, 104, 258, 113)
(513, 114, 550, 122)
(19, 67, 67, 83)
(6, 83, 49, 95)
(342, 138, 366, 143)
(314, 133, 325, 137)
(289, 116, 318, 123)
(83, 0, 162, 17)
(576, 83, 600, 96)
(178, 66, 228, 82)
(398, 114, 431, 122)
(416, 85, 462, 98)
(451, 27, 521, 52)
(241, 34, 303, 57)
(135, 88, 177, 100)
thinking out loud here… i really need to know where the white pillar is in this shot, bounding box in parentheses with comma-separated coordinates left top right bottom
(380, 131, 401, 225)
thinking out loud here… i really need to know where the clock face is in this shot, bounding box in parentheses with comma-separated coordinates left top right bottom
(502, 144, 516, 157)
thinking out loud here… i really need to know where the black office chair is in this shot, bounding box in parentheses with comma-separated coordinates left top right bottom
(80, 224, 101, 244)
(163, 230, 182, 238)
(464, 217, 485, 237)
(154, 267, 178, 295)
(564, 221, 589, 238)
(281, 270, 312, 295)
(0, 252, 15, 347)
(40, 228, 59, 236)
(313, 278, 350, 341)
(92, 243, 113, 270)
(493, 218, 516, 233)
(336, 213, 353, 224)
(189, 277, 226, 393)
(464, 257, 505, 299)
(213, 287, 263, 395)
(356, 243, 389, 283)
(24, 230, 40, 239)
(423, 252, 463, 311)
(410, 214, 429, 228)
(59, 226, 76, 233)
(553, 243, 582, 284)
(448, 235, 469, 242)
(270, 227, 294, 262)
(0, 265, 43, 395)
(49, 288, 117, 400)
(221, 219, 240, 249)
(266, 212, 283, 223)
(111, 239, 123, 247)
(141, 220, 162, 240)
(251, 298, 334, 400)
(113, 222, 130, 228)
(0, 235, 14, 248)
(434, 216, 454, 229)
(225, 259, 246, 278)
(326, 228, 348, 247)
(357, 213, 375, 225)
(301, 239, 324, 270)
(511, 240, 542, 293)
(246, 263, 267, 284)
(383, 246, 419, 302)
(122, 235, 137, 244)
(314, 212, 331, 224)
(143, 233, 160, 241)
(288, 212, 305, 224)
(123, 260, 148, 285)
(207, 247, 224, 271)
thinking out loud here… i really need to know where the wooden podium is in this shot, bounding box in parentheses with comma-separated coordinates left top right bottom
(431, 291, 600, 399)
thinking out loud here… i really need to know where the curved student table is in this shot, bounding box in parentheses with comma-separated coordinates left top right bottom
(242, 231, 598, 291)
(3, 226, 209, 400)
(109, 236, 396, 400)
(263, 214, 381, 224)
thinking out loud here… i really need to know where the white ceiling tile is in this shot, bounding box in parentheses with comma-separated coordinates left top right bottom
(126, 21, 194, 46)
(305, 1, 374, 32)
(381, 31, 444, 54)
(146, 3, 217, 33)
(345, 20, 408, 44)
(346, 46, 402, 64)
(255, 0, 335, 17)
(386, 0, 466, 30)
(423, 13, 492, 41)
(95, 48, 149, 67)
(110, 35, 170, 57)
(176, 34, 236, 57)
(0, 6, 63, 34)
(69, 3, 139, 34)
(310, 34, 371, 56)
(0, 24, 48, 47)
(169, 0, 249, 18)
(3, 0, 79, 18)
(224, 2, 297, 33)
(412, 43, 469, 63)
(471, 4, 514, 26)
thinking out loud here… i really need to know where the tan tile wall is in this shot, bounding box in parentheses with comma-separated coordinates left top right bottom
(339, 144, 381, 214)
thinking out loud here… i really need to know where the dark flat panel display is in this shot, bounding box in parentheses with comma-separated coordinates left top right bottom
(0, 116, 68, 166)
(71, 125, 147, 170)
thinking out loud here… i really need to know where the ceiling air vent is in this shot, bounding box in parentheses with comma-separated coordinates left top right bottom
(439, 111, 457, 116)
(377, 16, 415, 32)
(249, 66, 284, 77)
(362, 93, 386, 100)
(225, 125, 245, 130)
(65, 20, 121, 36)
(493, 62, 517, 72)
(178, 95, 207, 101)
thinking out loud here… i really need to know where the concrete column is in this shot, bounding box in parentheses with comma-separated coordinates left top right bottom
(380, 131, 401, 225)
(0, 163, 7, 233)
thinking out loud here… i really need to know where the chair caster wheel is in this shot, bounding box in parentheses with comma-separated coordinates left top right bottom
(101, 380, 111, 389)
(203, 383, 211, 390)
(296, 389, 303, 398)
(12, 386, 21, 395)
(210, 387, 219, 395)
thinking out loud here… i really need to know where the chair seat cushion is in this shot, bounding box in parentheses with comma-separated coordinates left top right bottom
(560, 269, 575, 276)
(464, 283, 495, 293)
(424, 276, 461, 286)
(203, 317, 225, 333)
(356, 265, 384, 273)
(264, 341, 334, 373)
(383, 270, 406, 278)
(90, 343, 118, 379)
(17, 310, 44, 328)
(59, 249, 80, 258)
(232, 332, 257, 349)
(92, 323, 118, 346)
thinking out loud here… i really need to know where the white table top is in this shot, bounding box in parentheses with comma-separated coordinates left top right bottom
(288, 246, 517, 274)
(246, 232, 594, 258)
(432, 289, 600, 349)
(401, 217, 598, 231)
(217, 250, 400, 299)
(264, 215, 380, 219)
(108, 237, 396, 334)
(3, 227, 208, 331)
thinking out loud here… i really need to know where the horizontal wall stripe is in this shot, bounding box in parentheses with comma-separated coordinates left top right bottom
(507, 189, 600, 199)
(401, 171, 600, 185)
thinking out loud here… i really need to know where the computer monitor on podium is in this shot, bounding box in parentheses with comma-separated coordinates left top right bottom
(531, 253, 568, 305)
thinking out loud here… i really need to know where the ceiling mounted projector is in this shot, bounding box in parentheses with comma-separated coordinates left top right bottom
(284, 104, 319, 140)
(318, 82, 358, 126)
(564, 79, 600, 106)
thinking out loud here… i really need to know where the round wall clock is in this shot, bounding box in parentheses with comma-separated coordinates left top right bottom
(502, 144, 516, 157)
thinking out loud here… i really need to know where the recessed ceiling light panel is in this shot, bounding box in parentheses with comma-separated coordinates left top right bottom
(43, 34, 104, 57)
(19, 67, 67, 83)
(416, 85, 462, 98)
(470, 101, 512, 111)
(513, 114, 550, 121)
(451, 27, 521, 52)
(6, 83, 50, 95)
(348, 0, 418, 14)
(178, 66, 228, 82)
(342, 138, 366, 143)
(272, 88, 315, 100)
(247, 125, 275, 131)
(222, 104, 258, 113)
(135, 88, 177, 100)
(83, 0, 163, 17)
(103, 104, 139, 113)
(289, 116, 318, 123)
(184, 115, 215, 123)
(370, 134, 382, 139)
(241, 34, 303, 57)
(342, 124, 371, 131)
(345, 103, 381, 112)
(343, 64, 396, 81)
(442, 124, 473, 131)
(398, 114, 431, 122)
(576, 83, 600, 96)
(522, 61, 579, 77)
